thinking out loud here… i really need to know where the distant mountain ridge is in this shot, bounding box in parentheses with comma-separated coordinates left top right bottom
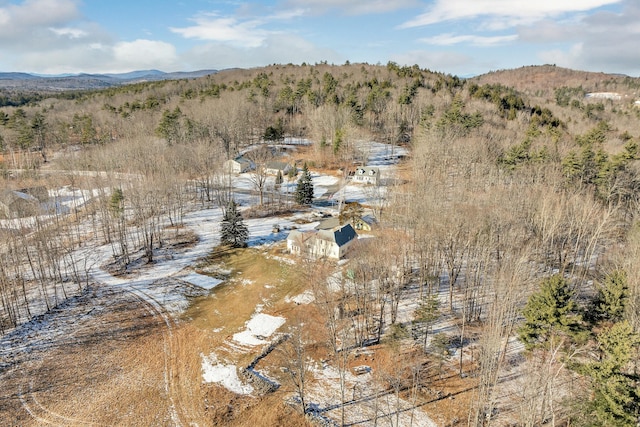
(0, 69, 218, 91)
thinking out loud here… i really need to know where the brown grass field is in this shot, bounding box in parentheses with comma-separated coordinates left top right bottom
(0, 246, 314, 426)
(0, 242, 483, 426)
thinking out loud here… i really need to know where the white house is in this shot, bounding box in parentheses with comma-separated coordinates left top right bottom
(287, 223, 358, 259)
(224, 156, 254, 174)
(351, 166, 380, 185)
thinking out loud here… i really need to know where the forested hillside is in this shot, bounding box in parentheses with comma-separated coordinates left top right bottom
(1, 62, 640, 425)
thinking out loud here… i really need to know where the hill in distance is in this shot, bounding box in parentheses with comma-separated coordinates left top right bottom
(1, 62, 638, 95)
(0, 69, 218, 91)
(471, 64, 638, 97)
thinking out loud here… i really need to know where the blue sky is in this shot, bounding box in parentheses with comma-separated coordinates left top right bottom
(0, 0, 638, 77)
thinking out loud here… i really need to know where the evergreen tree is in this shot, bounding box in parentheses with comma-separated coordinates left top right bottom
(295, 163, 314, 205)
(579, 321, 640, 426)
(287, 164, 298, 180)
(333, 128, 344, 155)
(220, 200, 248, 248)
(275, 170, 283, 190)
(109, 188, 125, 217)
(156, 107, 183, 145)
(518, 274, 584, 351)
(591, 270, 629, 323)
(412, 293, 440, 351)
(263, 118, 284, 141)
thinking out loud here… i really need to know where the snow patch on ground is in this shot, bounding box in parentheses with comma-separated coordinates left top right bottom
(233, 313, 286, 346)
(327, 271, 343, 292)
(267, 255, 296, 265)
(201, 353, 253, 394)
(180, 272, 223, 290)
(285, 289, 315, 305)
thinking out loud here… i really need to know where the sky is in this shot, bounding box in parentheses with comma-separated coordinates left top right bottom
(0, 0, 638, 77)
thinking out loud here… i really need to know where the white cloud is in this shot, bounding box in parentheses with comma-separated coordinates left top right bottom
(0, 0, 183, 73)
(400, 0, 622, 28)
(283, 0, 417, 15)
(170, 8, 305, 48)
(170, 13, 268, 47)
(181, 33, 341, 70)
(390, 50, 473, 72)
(517, 19, 576, 43)
(49, 27, 87, 39)
(420, 33, 518, 47)
(538, 43, 584, 68)
(14, 38, 181, 74)
(113, 40, 179, 71)
(533, 3, 640, 75)
(0, 0, 81, 39)
(18, 46, 109, 74)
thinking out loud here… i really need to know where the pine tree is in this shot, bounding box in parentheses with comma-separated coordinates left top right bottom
(287, 164, 298, 180)
(412, 293, 440, 351)
(156, 107, 182, 145)
(579, 321, 640, 426)
(591, 270, 629, 322)
(109, 188, 124, 217)
(518, 274, 584, 351)
(295, 163, 314, 205)
(220, 200, 248, 248)
(275, 169, 283, 190)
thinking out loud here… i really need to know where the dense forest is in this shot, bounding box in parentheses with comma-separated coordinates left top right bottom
(1, 62, 640, 426)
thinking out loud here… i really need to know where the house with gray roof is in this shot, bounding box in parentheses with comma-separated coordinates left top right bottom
(265, 161, 292, 175)
(287, 223, 358, 259)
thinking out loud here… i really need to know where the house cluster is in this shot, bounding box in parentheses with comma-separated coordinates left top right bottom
(287, 223, 358, 259)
